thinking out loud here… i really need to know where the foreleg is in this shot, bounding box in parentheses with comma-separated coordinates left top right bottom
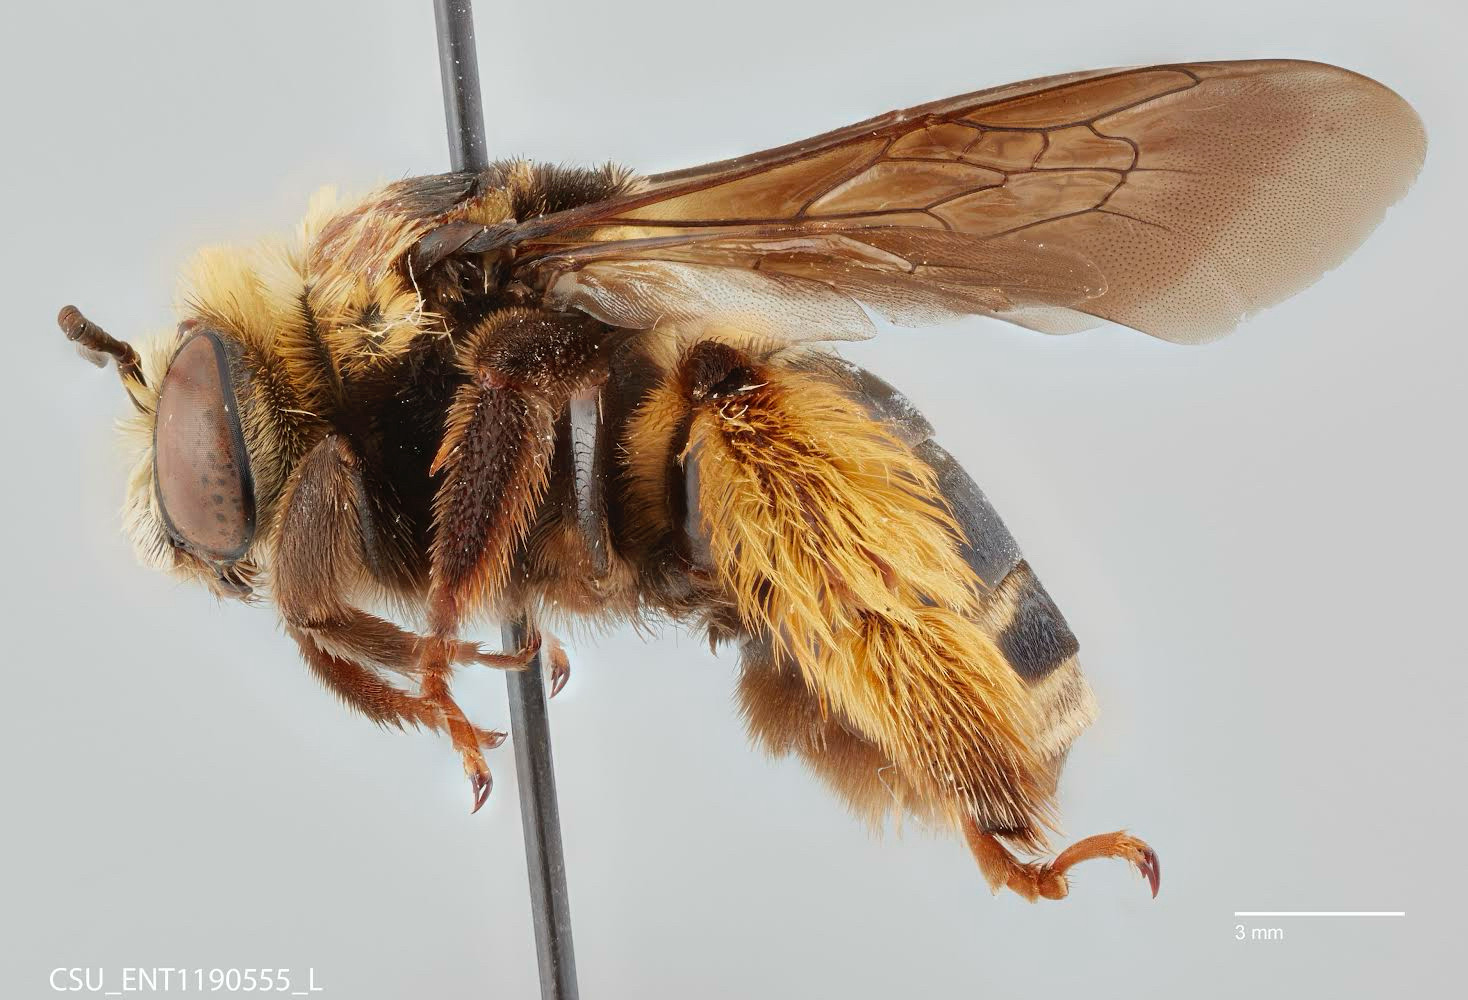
(285, 624, 506, 750)
(274, 434, 519, 805)
(276, 434, 532, 673)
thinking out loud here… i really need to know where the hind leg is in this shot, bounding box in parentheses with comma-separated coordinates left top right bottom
(736, 637, 933, 827)
(962, 816, 1160, 901)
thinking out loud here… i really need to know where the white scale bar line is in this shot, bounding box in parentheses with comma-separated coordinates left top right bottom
(1233, 911, 1405, 917)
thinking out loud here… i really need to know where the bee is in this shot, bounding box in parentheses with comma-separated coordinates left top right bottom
(58, 60, 1422, 902)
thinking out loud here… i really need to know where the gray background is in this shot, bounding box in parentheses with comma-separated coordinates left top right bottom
(2, 0, 1463, 996)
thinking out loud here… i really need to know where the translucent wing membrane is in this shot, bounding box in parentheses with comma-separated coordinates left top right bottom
(541, 229, 1105, 338)
(506, 60, 1424, 343)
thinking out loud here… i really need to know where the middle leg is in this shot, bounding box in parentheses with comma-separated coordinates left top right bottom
(416, 308, 612, 805)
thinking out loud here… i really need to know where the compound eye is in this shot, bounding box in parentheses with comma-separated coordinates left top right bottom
(154, 331, 255, 561)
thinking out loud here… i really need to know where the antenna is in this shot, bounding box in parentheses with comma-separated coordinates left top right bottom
(55, 305, 148, 411)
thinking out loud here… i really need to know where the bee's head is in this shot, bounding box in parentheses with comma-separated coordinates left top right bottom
(58, 306, 264, 599)
(54, 177, 508, 600)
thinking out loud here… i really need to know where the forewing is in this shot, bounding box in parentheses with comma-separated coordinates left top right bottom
(503, 60, 1423, 344)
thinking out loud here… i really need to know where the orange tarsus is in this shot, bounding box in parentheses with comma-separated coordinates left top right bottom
(962, 816, 1160, 901)
(546, 636, 571, 698)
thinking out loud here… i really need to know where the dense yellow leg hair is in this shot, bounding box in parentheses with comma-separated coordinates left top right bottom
(690, 365, 1054, 839)
(836, 608, 1055, 835)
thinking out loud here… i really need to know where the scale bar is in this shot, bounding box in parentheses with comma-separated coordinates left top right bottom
(1233, 911, 1405, 917)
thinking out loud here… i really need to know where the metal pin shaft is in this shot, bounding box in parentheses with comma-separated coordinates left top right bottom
(432, 0, 488, 173)
(502, 621, 580, 1000)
